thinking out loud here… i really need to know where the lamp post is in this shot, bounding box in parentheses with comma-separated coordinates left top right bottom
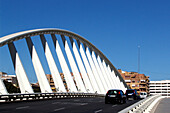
(138, 45, 140, 73)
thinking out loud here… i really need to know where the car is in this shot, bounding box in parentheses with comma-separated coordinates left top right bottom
(105, 89, 126, 104)
(126, 89, 138, 100)
(140, 92, 147, 99)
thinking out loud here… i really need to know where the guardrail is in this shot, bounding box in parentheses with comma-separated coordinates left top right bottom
(118, 95, 163, 113)
(0, 93, 105, 102)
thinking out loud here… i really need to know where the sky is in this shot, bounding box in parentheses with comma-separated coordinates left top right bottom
(0, 0, 170, 81)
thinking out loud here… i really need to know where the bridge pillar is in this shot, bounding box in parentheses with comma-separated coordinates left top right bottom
(52, 35, 77, 92)
(92, 52, 108, 92)
(86, 47, 105, 94)
(26, 38, 52, 93)
(102, 60, 114, 89)
(79, 44, 98, 93)
(69, 38, 94, 93)
(61, 35, 86, 93)
(0, 74, 8, 94)
(97, 56, 110, 91)
(40, 35, 66, 92)
(8, 43, 34, 93)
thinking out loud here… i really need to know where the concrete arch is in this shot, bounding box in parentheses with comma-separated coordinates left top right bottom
(0, 28, 128, 94)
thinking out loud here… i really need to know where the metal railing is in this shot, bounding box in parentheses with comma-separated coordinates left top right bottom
(118, 95, 163, 113)
(0, 93, 105, 102)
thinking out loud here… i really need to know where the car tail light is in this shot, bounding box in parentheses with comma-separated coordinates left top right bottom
(118, 92, 120, 94)
(134, 90, 135, 94)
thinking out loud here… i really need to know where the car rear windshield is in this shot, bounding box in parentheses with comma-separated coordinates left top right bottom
(126, 90, 134, 93)
(107, 90, 119, 95)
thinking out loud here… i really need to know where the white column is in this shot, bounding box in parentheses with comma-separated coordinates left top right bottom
(55, 39, 77, 92)
(102, 60, 114, 89)
(107, 65, 117, 89)
(92, 52, 107, 92)
(86, 48, 105, 94)
(8, 42, 33, 94)
(45, 41, 66, 92)
(0, 75, 8, 94)
(32, 46, 52, 93)
(16, 53, 34, 93)
(97, 56, 110, 90)
(116, 75, 122, 89)
(111, 70, 119, 89)
(79, 44, 98, 93)
(71, 41, 94, 93)
(64, 39, 86, 93)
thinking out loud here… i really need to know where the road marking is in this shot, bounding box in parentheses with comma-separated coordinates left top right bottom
(80, 103, 88, 105)
(16, 106, 30, 109)
(112, 105, 117, 107)
(52, 102, 60, 104)
(54, 107, 65, 111)
(98, 101, 103, 102)
(74, 99, 80, 102)
(95, 109, 102, 113)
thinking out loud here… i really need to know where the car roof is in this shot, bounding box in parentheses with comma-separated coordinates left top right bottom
(108, 89, 122, 91)
(126, 89, 136, 90)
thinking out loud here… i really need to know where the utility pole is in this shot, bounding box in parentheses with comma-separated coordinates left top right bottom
(138, 45, 140, 73)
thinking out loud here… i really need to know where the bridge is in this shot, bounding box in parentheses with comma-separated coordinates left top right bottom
(0, 29, 168, 113)
(0, 28, 128, 95)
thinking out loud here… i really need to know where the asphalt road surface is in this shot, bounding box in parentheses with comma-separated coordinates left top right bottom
(155, 98, 170, 113)
(0, 97, 140, 113)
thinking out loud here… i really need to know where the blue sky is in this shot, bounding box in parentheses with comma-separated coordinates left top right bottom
(0, 0, 170, 81)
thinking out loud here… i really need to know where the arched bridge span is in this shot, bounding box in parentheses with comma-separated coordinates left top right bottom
(0, 28, 128, 94)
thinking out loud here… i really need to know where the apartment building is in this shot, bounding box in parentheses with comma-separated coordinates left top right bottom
(150, 80, 170, 97)
(118, 69, 150, 95)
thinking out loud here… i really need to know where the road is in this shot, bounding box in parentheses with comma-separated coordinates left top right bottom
(0, 97, 139, 113)
(155, 98, 170, 113)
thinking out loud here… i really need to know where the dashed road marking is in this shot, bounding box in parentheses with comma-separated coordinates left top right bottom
(95, 109, 102, 113)
(52, 102, 61, 104)
(74, 99, 80, 102)
(112, 105, 117, 107)
(54, 107, 65, 111)
(16, 106, 30, 109)
(80, 103, 88, 105)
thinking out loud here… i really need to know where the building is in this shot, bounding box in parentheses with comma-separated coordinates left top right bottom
(118, 69, 150, 95)
(150, 80, 170, 97)
(0, 72, 18, 86)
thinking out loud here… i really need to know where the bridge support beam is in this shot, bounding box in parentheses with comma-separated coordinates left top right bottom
(79, 44, 98, 93)
(92, 52, 107, 92)
(26, 38, 52, 93)
(52, 35, 77, 92)
(97, 56, 110, 90)
(86, 48, 105, 94)
(8, 43, 34, 93)
(61, 36, 87, 93)
(70, 39, 94, 93)
(0, 75, 8, 94)
(40, 35, 66, 92)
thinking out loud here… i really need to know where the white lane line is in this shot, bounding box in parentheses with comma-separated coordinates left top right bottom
(54, 107, 65, 112)
(80, 103, 88, 105)
(16, 106, 30, 109)
(74, 99, 80, 102)
(94, 109, 102, 113)
(112, 105, 117, 107)
(52, 102, 60, 104)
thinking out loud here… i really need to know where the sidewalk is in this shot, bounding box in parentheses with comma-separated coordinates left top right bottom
(154, 98, 170, 113)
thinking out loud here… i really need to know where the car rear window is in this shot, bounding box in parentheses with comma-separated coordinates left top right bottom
(126, 90, 134, 93)
(107, 90, 119, 95)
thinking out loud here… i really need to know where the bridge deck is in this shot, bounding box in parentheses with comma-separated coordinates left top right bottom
(154, 98, 170, 113)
